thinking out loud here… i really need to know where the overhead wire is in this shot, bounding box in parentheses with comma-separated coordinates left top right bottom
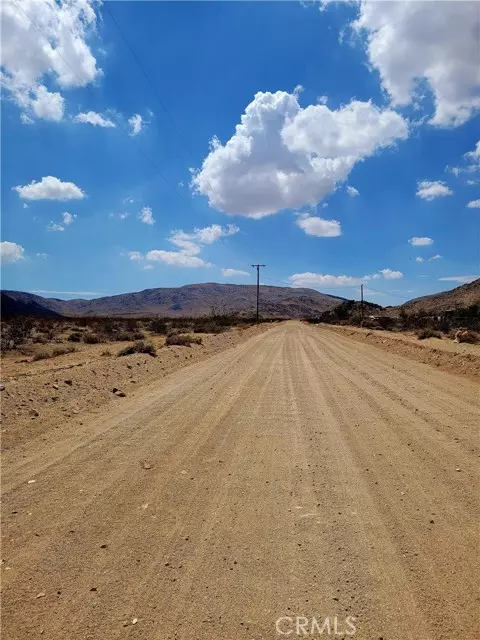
(103, 3, 194, 163)
(11, 0, 189, 205)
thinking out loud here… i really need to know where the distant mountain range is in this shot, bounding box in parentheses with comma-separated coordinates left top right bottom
(3, 279, 478, 320)
(1, 283, 345, 319)
(396, 278, 480, 314)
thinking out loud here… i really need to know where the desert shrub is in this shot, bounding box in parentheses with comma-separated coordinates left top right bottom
(455, 329, 479, 344)
(31, 350, 51, 361)
(31, 345, 76, 361)
(82, 332, 107, 344)
(133, 331, 145, 340)
(117, 340, 157, 357)
(115, 331, 137, 342)
(100, 320, 116, 334)
(165, 333, 202, 347)
(52, 345, 76, 356)
(1, 317, 34, 350)
(150, 318, 168, 334)
(33, 335, 48, 344)
(416, 328, 442, 340)
(67, 331, 83, 342)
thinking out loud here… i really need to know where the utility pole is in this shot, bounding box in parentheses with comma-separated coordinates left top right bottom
(360, 283, 364, 326)
(251, 264, 266, 321)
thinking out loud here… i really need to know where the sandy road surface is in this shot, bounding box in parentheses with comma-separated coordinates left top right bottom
(2, 322, 479, 640)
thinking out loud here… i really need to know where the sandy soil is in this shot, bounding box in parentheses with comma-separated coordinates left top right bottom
(1, 322, 479, 639)
(322, 324, 480, 379)
(0, 324, 269, 451)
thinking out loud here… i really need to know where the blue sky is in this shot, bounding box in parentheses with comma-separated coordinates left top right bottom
(1, 1, 479, 306)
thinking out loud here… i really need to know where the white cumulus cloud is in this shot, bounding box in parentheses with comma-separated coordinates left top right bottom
(74, 111, 115, 127)
(295, 214, 342, 237)
(0, 0, 100, 122)
(467, 199, 480, 209)
(447, 139, 480, 177)
(409, 236, 434, 246)
(145, 251, 210, 268)
(289, 273, 362, 288)
(379, 268, 403, 280)
(353, 2, 480, 127)
(47, 222, 64, 232)
(346, 185, 360, 197)
(130, 224, 238, 269)
(1, 241, 25, 264)
(128, 113, 143, 136)
(221, 268, 250, 277)
(465, 140, 480, 161)
(14, 176, 84, 200)
(416, 180, 453, 201)
(191, 91, 407, 217)
(62, 211, 76, 225)
(138, 206, 155, 225)
(289, 267, 404, 289)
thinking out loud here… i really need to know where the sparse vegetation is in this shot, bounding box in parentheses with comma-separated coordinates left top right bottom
(1, 317, 34, 350)
(455, 329, 479, 344)
(150, 318, 168, 334)
(67, 331, 83, 342)
(32, 345, 77, 361)
(114, 331, 138, 342)
(117, 340, 157, 357)
(416, 328, 442, 340)
(165, 333, 203, 347)
(82, 332, 107, 344)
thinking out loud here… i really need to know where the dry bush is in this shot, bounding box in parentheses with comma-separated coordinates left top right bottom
(1, 317, 34, 350)
(32, 345, 76, 361)
(67, 331, 83, 342)
(114, 331, 137, 342)
(455, 329, 479, 344)
(117, 340, 157, 357)
(165, 333, 202, 347)
(52, 345, 77, 357)
(82, 332, 107, 344)
(150, 318, 169, 334)
(416, 328, 442, 340)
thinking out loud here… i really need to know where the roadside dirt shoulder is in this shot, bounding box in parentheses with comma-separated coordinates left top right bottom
(320, 324, 480, 380)
(0, 324, 273, 452)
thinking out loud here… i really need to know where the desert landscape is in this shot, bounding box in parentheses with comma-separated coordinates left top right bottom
(2, 1, 479, 637)
(1, 280, 479, 639)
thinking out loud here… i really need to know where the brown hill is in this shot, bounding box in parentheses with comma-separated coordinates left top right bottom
(396, 278, 480, 314)
(1, 283, 344, 319)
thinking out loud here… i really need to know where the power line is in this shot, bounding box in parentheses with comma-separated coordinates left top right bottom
(364, 286, 411, 300)
(262, 275, 412, 300)
(263, 275, 293, 287)
(103, 3, 194, 162)
(11, 0, 188, 205)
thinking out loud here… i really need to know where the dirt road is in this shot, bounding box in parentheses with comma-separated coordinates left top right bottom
(2, 322, 479, 639)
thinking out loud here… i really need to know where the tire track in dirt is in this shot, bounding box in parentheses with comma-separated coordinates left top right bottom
(2, 322, 478, 640)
